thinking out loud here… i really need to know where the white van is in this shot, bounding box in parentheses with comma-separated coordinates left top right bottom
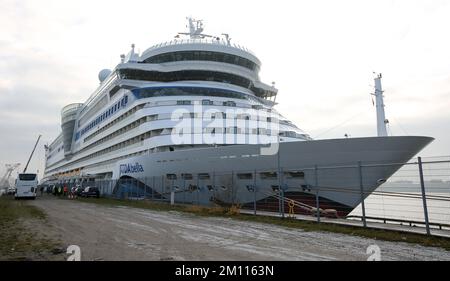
(15, 173, 38, 199)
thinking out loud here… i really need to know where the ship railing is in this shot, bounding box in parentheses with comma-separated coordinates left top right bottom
(61, 103, 83, 115)
(346, 215, 450, 231)
(143, 38, 255, 56)
(143, 100, 275, 112)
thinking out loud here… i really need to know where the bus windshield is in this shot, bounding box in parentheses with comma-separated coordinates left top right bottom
(18, 174, 37, 181)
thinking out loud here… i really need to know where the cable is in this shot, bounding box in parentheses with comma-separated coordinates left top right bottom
(312, 109, 368, 139)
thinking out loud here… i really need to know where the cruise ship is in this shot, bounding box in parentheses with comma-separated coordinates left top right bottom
(43, 18, 433, 216)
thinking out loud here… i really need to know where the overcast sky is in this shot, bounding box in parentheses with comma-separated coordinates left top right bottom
(1, 0, 450, 179)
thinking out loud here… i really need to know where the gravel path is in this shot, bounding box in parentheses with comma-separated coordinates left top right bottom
(30, 197, 450, 261)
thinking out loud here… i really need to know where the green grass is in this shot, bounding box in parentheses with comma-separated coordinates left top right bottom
(0, 196, 61, 260)
(76, 197, 450, 251)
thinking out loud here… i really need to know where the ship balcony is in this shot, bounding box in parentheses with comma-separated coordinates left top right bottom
(61, 103, 83, 124)
(61, 103, 83, 156)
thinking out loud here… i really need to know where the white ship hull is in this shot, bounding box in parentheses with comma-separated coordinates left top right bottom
(81, 136, 432, 215)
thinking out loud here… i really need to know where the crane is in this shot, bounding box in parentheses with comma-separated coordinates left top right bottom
(23, 135, 41, 173)
(0, 163, 21, 190)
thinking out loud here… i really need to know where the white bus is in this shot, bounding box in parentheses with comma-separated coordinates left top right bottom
(15, 173, 38, 199)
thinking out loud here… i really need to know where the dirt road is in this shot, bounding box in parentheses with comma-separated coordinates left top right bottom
(30, 197, 450, 261)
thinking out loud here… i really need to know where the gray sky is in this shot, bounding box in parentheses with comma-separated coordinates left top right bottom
(1, 0, 450, 179)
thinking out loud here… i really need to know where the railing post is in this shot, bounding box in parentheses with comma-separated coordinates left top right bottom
(231, 170, 234, 205)
(146, 177, 149, 199)
(358, 161, 367, 227)
(197, 174, 200, 205)
(183, 176, 186, 204)
(254, 169, 257, 216)
(161, 175, 164, 201)
(418, 157, 431, 235)
(212, 171, 216, 203)
(277, 146, 284, 218)
(127, 178, 131, 200)
(280, 168, 285, 218)
(129, 178, 132, 199)
(315, 190, 320, 223)
(170, 182, 175, 206)
(315, 165, 320, 223)
(151, 176, 155, 200)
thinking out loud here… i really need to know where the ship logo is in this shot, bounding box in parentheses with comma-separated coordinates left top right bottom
(119, 163, 144, 175)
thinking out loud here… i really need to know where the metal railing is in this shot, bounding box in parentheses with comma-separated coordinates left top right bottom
(48, 156, 450, 236)
(142, 38, 256, 57)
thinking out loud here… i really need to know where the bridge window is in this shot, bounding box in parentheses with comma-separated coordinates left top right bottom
(142, 50, 260, 72)
(19, 174, 36, 181)
(120, 69, 252, 90)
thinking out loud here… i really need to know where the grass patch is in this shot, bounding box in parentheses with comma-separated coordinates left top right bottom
(0, 196, 61, 260)
(76, 197, 237, 216)
(235, 215, 450, 251)
(75, 197, 450, 251)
